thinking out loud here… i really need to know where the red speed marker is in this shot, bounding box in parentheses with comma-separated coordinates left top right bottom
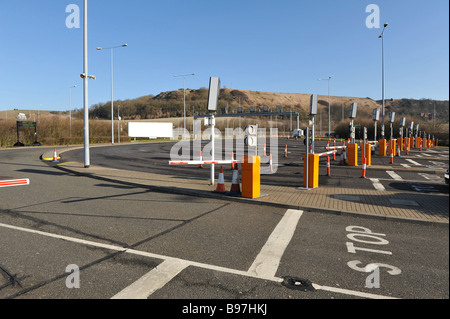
(0, 179, 30, 188)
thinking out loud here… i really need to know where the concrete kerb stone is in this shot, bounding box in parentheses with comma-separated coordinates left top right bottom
(42, 149, 449, 227)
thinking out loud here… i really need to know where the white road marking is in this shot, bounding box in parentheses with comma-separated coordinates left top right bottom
(418, 173, 431, 180)
(400, 164, 410, 168)
(248, 209, 303, 279)
(111, 259, 189, 299)
(370, 178, 385, 191)
(0, 221, 398, 299)
(386, 171, 403, 181)
(314, 284, 398, 299)
(418, 173, 443, 181)
(421, 153, 432, 157)
(406, 159, 422, 166)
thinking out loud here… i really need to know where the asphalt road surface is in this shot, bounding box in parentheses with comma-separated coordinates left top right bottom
(62, 139, 449, 193)
(0, 146, 448, 306)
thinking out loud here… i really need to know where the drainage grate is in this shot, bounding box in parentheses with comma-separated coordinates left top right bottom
(281, 276, 315, 292)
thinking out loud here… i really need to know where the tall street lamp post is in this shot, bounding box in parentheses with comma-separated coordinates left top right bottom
(97, 43, 128, 145)
(174, 73, 195, 140)
(69, 85, 77, 138)
(318, 76, 332, 140)
(379, 23, 388, 140)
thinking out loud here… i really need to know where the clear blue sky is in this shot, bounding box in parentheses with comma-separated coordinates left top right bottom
(0, 0, 448, 111)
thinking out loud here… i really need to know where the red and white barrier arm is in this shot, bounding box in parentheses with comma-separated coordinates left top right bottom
(317, 150, 338, 157)
(168, 160, 241, 165)
(326, 146, 346, 150)
(0, 179, 30, 188)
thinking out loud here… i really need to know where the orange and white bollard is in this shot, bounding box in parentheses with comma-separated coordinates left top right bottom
(326, 156, 331, 176)
(231, 152, 235, 170)
(361, 157, 367, 178)
(397, 146, 401, 157)
(199, 151, 203, 168)
(263, 143, 266, 156)
(269, 154, 273, 173)
(284, 144, 288, 157)
(390, 149, 394, 164)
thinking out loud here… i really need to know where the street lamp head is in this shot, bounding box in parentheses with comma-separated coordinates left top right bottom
(96, 47, 102, 50)
(384, 23, 388, 28)
(122, 43, 128, 47)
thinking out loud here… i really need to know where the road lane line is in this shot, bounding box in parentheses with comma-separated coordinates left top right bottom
(369, 178, 385, 191)
(248, 209, 303, 279)
(313, 284, 398, 299)
(111, 259, 189, 299)
(386, 171, 403, 181)
(418, 173, 431, 180)
(0, 221, 399, 299)
(406, 159, 422, 166)
(400, 164, 410, 168)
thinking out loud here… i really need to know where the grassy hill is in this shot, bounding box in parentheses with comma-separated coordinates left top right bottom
(1, 89, 448, 147)
(88, 88, 448, 124)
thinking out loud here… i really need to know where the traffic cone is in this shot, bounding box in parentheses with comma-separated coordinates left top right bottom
(326, 156, 331, 176)
(52, 149, 59, 162)
(199, 151, 203, 168)
(228, 165, 241, 196)
(214, 166, 226, 194)
(361, 157, 367, 178)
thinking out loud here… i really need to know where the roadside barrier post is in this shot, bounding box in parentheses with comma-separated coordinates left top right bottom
(303, 153, 319, 188)
(379, 139, 387, 156)
(397, 137, 403, 151)
(241, 156, 261, 199)
(347, 143, 358, 166)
